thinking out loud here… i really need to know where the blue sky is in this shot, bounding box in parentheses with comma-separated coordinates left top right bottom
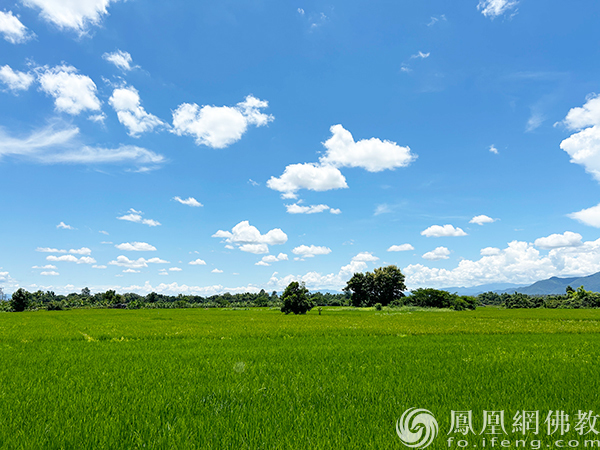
(1, 0, 600, 295)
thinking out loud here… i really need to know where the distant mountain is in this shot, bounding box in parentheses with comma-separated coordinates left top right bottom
(514, 271, 600, 295)
(441, 271, 600, 297)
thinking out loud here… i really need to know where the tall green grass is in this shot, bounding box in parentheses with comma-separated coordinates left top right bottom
(1, 308, 599, 449)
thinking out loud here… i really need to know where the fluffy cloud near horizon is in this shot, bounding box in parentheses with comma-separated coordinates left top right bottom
(0, 65, 34, 92)
(108, 255, 169, 269)
(212, 221, 287, 254)
(534, 231, 583, 249)
(23, 0, 120, 34)
(421, 224, 467, 237)
(47, 254, 96, 264)
(404, 238, 600, 289)
(172, 95, 273, 149)
(0, 10, 34, 44)
(109, 86, 165, 137)
(115, 242, 157, 251)
(38, 65, 101, 115)
(292, 245, 332, 259)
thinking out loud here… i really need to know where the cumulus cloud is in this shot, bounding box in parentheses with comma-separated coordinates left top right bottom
(36, 247, 66, 253)
(211, 268, 223, 273)
(477, 0, 518, 18)
(404, 238, 600, 289)
(32, 264, 57, 269)
(103, 50, 135, 71)
(469, 215, 497, 225)
(108, 255, 169, 268)
(422, 246, 451, 261)
(319, 125, 416, 172)
(69, 247, 91, 255)
(117, 209, 161, 227)
(123, 268, 139, 273)
(0, 65, 34, 92)
(559, 95, 600, 183)
(489, 145, 498, 154)
(388, 244, 414, 252)
(172, 95, 273, 148)
(568, 203, 600, 228)
(534, 231, 583, 250)
(352, 252, 379, 262)
(256, 253, 288, 266)
(173, 196, 203, 207)
(292, 245, 332, 259)
(109, 86, 165, 137)
(480, 247, 501, 256)
(0, 10, 34, 43)
(46, 254, 96, 264)
(285, 203, 338, 214)
(41, 271, 60, 276)
(115, 242, 157, 251)
(57, 221, 74, 230)
(169, 267, 182, 272)
(23, 0, 120, 34)
(38, 65, 101, 115)
(212, 221, 287, 254)
(421, 224, 467, 237)
(267, 163, 348, 199)
(189, 259, 207, 265)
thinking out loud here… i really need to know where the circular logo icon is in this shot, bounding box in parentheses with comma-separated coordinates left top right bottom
(396, 408, 439, 449)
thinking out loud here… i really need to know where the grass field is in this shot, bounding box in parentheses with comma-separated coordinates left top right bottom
(1, 307, 600, 449)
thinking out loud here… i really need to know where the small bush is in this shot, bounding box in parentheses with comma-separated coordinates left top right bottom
(374, 303, 382, 311)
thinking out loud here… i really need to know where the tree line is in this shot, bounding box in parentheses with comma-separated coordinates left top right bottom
(477, 285, 600, 309)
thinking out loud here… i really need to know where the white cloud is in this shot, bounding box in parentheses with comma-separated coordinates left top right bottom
(410, 51, 430, 59)
(422, 246, 451, 261)
(569, 203, 600, 228)
(292, 245, 332, 258)
(404, 238, 600, 289)
(388, 244, 414, 252)
(172, 95, 273, 148)
(99, 230, 109, 235)
(38, 65, 101, 115)
(427, 15, 446, 26)
(285, 203, 331, 214)
(23, 0, 119, 34)
(173, 196, 203, 207)
(297, 8, 305, 15)
(421, 224, 467, 237)
(36, 247, 66, 253)
(108, 255, 168, 268)
(189, 259, 207, 265)
(319, 125, 416, 172)
(213, 221, 287, 254)
(46, 254, 96, 264)
(117, 209, 161, 227)
(57, 221, 74, 230)
(489, 145, 498, 154)
(212, 268, 223, 273)
(123, 269, 139, 273)
(352, 252, 379, 262)
(330, 208, 342, 214)
(526, 111, 544, 132)
(169, 267, 182, 272)
(255, 253, 288, 266)
(477, 0, 518, 18)
(560, 96, 600, 183)
(92, 265, 107, 269)
(103, 50, 135, 71)
(374, 204, 392, 216)
(267, 163, 348, 199)
(267, 259, 370, 291)
(69, 247, 91, 255)
(41, 271, 60, 276)
(534, 231, 583, 250)
(115, 242, 157, 251)
(0, 10, 34, 44)
(480, 247, 501, 256)
(469, 215, 496, 225)
(32, 264, 57, 269)
(0, 65, 34, 92)
(0, 123, 166, 169)
(109, 86, 165, 137)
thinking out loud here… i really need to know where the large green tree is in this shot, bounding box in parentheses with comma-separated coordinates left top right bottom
(10, 288, 30, 312)
(343, 265, 406, 307)
(281, 281, 313, 314)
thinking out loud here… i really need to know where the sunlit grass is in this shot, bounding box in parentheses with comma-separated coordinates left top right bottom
(1, 307, 599, 449)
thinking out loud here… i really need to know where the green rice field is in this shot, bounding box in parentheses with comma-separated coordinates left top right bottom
(1, 307, 600, 449)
